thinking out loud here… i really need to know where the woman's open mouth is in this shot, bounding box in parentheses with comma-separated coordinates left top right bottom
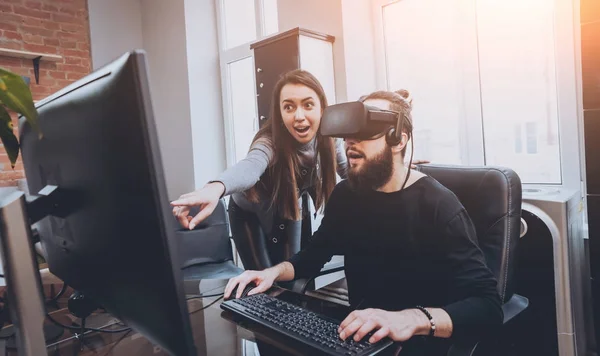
(294, 126, 310, 136)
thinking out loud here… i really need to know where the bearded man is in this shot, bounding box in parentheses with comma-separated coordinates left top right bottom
(224, 89, 503, 355)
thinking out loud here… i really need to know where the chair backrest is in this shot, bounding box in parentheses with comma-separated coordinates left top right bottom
(416, 164, 522, 303)
(174, 199, 234, 268)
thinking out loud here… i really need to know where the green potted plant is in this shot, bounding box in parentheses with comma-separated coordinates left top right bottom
(0, 67, 42, 169)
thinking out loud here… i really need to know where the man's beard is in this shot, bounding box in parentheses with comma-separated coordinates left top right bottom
(347, 146, 394, 192)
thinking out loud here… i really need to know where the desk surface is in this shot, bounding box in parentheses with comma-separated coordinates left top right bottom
(4, 279, 407, 356)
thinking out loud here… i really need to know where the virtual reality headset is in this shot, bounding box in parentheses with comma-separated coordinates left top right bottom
(320, 101, 403, 143)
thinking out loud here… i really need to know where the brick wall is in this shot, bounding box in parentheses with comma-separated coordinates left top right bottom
(0, 0, 91, 186)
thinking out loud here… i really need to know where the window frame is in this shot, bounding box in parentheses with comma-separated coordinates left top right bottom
(371, 0, 583, 190)
(215, 0, 277, 168)
(214, 0, 279, 266)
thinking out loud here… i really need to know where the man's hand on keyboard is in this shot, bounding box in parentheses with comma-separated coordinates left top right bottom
(337, 308, 431, 344)
(224, 269, 278, 299)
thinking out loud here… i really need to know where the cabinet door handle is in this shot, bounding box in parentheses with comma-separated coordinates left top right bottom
(259, 83, 264, 88)
(257, 68, 262, 73)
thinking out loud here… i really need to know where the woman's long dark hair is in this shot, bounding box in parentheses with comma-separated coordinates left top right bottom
(245, 70, 337, 221)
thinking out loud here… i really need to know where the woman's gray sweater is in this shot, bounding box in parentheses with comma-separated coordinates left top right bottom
(214, 137, 348, 234)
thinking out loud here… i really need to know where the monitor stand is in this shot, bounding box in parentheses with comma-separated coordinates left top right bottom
(0, 190, 50, 355)
(0, 185, 71, 356)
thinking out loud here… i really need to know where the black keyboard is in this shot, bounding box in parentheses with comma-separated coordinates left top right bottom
(221, 293, 393, 356)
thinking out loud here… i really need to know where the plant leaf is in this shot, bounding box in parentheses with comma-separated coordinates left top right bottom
(0, 105, 19, 168)
(0, 67, 42, 138)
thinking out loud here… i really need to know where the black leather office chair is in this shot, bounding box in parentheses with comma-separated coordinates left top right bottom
(416, 164, 529, 355)
(175, 199, 243, 281)
(295, 164, 528, 354)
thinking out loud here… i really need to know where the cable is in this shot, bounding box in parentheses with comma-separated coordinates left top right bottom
(190, 296, 223, 315)
(46, 283, 67, 305)
(45, 292, 222, 335)
(45, 313, 131, 334)
(46, 320, 124, 350)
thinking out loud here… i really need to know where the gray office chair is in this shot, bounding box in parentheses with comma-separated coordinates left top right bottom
(175, 199, 243, 281)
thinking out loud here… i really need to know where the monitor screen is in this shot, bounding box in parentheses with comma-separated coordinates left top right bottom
(19, 51, 196, 356)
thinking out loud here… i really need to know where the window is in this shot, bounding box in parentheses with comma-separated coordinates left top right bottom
(222, 0, 257, 49)
(380, 0, 476, 165)
(216, 0, 279, 266)
(414, 129, 433, 163)
(216, 0, 279, 166)
(228, 57, 258, 162)
(220, 0, 279, 47)
(477, 0, 560, 183)
(514, 125, 523, 154)
(261, 0, 278, 36)
(374, 0, 570, 185)
(526, 122, 538, 155)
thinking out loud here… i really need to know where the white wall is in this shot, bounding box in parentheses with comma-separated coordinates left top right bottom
(141, 0, 195, 199)
(277, 0, 348, 102)
(183, 0, 226, 188)
(276, 0, 379, 103)
(340, 0, 378, 100)
(88, 0, 144, 70)
(88, 0, 226, 197)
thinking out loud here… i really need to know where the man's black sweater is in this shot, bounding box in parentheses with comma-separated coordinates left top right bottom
(288, 176, 503, 344)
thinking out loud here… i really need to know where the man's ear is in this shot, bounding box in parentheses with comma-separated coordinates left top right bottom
(391, 132, 409, 154)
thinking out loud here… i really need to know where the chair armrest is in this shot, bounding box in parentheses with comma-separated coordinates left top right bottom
(447, 341, 480, 356)
(289, 256, 344, 294)
(502, 294, 529, 324)
(175, 224, 232, 268)
(447, 294, 528, 356)
(316, 260, 345, 276)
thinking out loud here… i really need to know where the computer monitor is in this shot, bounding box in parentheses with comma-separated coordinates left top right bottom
(18, 50, 196, 356)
